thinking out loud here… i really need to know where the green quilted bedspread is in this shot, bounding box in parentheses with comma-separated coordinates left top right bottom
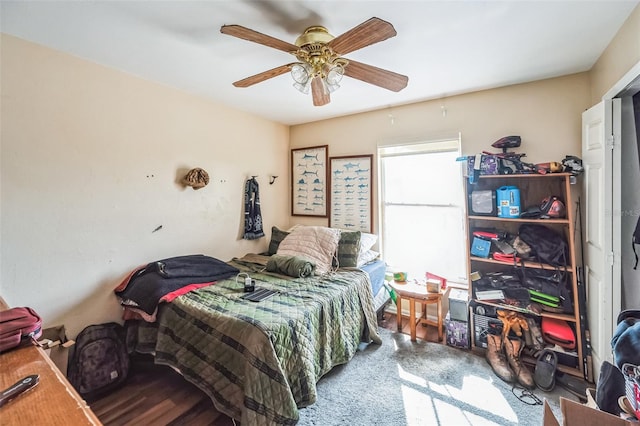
(128, 257, 381, 425)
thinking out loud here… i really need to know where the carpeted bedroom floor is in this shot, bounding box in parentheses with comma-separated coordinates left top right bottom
(297, 325, 578, 425)
(93, 311, 582, 425)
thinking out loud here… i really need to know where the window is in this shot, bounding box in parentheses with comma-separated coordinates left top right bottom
(378, 137, 467, 285)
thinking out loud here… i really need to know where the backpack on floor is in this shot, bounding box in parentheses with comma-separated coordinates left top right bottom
(67, 322, 129, 401)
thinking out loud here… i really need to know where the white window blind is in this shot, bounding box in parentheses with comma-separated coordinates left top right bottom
(378, 137, 467, 285)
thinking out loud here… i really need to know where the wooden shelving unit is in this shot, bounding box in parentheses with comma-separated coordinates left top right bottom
(465, 173, 587, 380)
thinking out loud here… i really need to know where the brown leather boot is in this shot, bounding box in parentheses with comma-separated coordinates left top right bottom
(504, 337, 535, 389)
(486, 334, 515, 383)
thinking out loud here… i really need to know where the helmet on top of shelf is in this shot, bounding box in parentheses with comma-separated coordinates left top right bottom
(540, 196, 566, 219)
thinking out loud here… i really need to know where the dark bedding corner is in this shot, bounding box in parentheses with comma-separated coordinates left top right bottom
(126, 256, 381, 425)
(115, 254, 239, 315)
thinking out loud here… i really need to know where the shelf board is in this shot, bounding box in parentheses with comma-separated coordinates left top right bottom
(468, 215, 570, 224)
(521, 354, 582, 378)
(473, 349, 583, 378)
(474, 173, 573, 179)
(473, 299, 577, 322)
(469, 256, 574, 271)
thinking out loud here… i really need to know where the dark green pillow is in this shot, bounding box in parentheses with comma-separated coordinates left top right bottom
(335, 230, 361, 268)
(268, 226, 290, 255)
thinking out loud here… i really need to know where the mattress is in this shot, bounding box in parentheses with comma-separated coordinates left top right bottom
(359, 259, 390, 313)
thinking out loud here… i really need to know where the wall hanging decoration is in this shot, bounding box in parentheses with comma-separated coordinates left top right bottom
(183, 167, 210, 190)
(329, 154, 373, 232)
(291, 145, 328, 217)
(243, 176, 265, 240)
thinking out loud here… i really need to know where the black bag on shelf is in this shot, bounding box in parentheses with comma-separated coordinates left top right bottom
(518, 224, 569, 267)
(516, 268, 573, 313)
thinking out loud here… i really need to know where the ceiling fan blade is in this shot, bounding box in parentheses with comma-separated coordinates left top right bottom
(344, 59, 408, 92)
(221, 25, 299, 53)
(328, 17, 397, 55)
(233, 64, 293, 88)
(311, 77, 330, 106)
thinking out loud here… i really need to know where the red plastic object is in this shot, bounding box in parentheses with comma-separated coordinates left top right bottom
(541, 317, 576, 350)
(426, 272, 447, 290)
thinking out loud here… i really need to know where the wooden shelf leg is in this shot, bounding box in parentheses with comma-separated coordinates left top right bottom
(437, 298, 443, 341)
(396, 294, 403, 332)
(409, 298, 417, 341)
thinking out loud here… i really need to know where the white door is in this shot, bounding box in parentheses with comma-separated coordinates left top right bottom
(581, 99, 621, 380)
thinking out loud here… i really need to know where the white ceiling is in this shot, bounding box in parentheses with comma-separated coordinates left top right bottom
(1, 1, 638, 125)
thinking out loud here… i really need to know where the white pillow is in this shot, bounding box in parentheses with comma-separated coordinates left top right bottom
(357, 250, 380, 267)
(277, 226, 341, 275)
(359, 232, 378, 252)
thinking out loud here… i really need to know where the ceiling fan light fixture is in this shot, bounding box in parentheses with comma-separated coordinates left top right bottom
(323, 80, 339, 94)
(291, 63, 311, 84)
(326, 64, 344, 85)
(222, 18, 409, 105)
(293, 80, 311, 94)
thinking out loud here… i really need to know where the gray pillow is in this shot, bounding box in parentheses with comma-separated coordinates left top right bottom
(268, 226, 290, 255)
(335, 230, 361, 268)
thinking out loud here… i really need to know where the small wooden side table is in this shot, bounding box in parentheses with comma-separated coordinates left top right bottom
(389, 281, 443, 342)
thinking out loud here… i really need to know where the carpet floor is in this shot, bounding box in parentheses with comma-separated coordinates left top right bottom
(298, 327, 577, 425)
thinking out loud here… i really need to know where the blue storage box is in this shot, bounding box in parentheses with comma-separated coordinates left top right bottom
(496, 186, 521, 218)
(470, 237, 491, 258)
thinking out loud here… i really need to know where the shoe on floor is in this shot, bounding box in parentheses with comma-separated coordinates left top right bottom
(556, 371, 588, 402)
(486, 333, 515, 383)
(534, 349, 557, 392)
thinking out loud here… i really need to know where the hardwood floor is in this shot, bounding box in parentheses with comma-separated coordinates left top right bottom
(91, 309, 443, 425)
(89, 355, 233, 426)
(90, 354, 235, 426)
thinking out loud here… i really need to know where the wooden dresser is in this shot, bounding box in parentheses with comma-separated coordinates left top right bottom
(0, 299, 102, 425)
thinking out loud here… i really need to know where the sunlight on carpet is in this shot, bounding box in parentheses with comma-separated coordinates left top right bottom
(297, 328, 575, 426)
(397, 364, 518, 425)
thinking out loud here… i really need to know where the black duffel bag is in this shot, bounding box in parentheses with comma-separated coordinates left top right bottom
(516, 267, 572, 313)
(518, 224, 569, 267)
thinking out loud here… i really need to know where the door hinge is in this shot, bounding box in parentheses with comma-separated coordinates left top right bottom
(607, 251, 615, 266)
(606, 135, 615, 150)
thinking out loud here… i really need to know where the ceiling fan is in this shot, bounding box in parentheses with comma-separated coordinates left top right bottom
(220, 17, 409, 107)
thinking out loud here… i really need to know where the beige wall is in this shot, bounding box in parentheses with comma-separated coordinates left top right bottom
(2, 4, 638, 339)
(289, 73, 592, 232)
(0, 35, 290, 337)
(589, 4, 640, 103)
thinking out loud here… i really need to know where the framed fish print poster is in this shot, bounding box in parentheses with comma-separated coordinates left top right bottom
(329, 154, 373, 233)
(291, 145, 328, 217)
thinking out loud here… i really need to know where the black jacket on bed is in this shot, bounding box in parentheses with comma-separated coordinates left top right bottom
(115, 254, 239, 315)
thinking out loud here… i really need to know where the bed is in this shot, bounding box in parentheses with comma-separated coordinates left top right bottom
(122, 247, 386, 425)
